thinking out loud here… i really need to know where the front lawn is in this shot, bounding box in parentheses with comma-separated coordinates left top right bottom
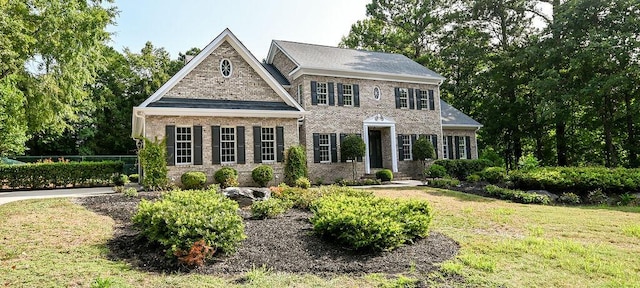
(1, 187, 639, 287)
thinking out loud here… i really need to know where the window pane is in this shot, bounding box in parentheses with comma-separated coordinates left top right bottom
(261, 127, 275, 162)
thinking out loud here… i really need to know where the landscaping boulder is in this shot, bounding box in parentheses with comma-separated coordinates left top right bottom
(526, 190, 558, 201)
(222, 187, 271, 207)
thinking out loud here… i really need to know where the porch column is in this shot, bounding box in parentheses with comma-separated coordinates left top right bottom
(363, 124, 370, 174)
(390, 125, 398, 173)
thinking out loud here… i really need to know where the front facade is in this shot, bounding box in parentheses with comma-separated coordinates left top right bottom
(132, 29, 481, 185)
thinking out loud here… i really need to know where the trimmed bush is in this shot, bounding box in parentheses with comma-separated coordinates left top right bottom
(295, 177, 311, 189)
(251, 198, 293, 219)
(509, 167, 640, 196)
(0, 161, 124, 191)
(181, 171, 207, 189)
(428, 178, 460, 188)
(138, 137, 168, 191)
(128, 174, 140, 183)
(123, 187, 139, 197)
(558, 192, 581, 205)
(426, 164, 447, 178)
(214, 167, 239, 189)
(252, 165, 273, 187)
(284, 145, 308, 186)
(433, 159, 492, 180)
(133, 189, 245, 260)
(484, 185, 551, 205)
(376, 169, 394, 182)
(478, 167, 507, 184)
(310, 194, 433, 251)
(276, 184, 372, 210)
(337, 178, 382, 186)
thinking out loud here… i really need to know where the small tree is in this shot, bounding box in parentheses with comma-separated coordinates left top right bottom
(284, 145, 308, 186)
(413, 136, 435, 169)
(341, 134, 366, 180)
(138, 137, 168, 191)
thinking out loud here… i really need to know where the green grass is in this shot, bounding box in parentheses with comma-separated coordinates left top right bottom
(2, 188, 640, 287)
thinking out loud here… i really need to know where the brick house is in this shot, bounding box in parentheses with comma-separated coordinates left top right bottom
(132, 29, 481, 185)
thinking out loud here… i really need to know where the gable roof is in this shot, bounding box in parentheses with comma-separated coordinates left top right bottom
(267, 40, 445, 84)
(440, 100, 482, 128)
(137, 29, 303, 112)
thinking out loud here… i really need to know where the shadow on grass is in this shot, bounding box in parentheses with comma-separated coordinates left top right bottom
(421, 187, 496, 203)
(578, 205, 640, 213)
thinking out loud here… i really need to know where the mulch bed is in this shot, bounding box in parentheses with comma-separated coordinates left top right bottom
(74, 192, 460, 278)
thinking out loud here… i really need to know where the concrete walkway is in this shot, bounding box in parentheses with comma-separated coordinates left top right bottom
(0, 187, 115, 206)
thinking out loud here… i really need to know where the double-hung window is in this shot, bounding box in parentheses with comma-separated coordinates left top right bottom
(261, 127, 275, 162)
(342, 84, 353, 106)
(175, 126, 192, 164)
(459, 137, 467, 159)
(402, 134, 412, 160)
(319, 134, 331, 163)
(399, 88, 408, 108)
(443, 136, 449, 159)
(220, 127, 236, 164)
(420, 90, 429, 109)
(316, 82, 328, 105)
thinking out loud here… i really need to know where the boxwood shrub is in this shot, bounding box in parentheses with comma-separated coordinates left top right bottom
(433, 159, 492, 180)
(252, 165, 273, 187)
(214, 167, 239, 188)
(133, 189, 245, 260)
(478, 167, 507, 184)
(310, 194, 433, 251)
(276, 184, 372, 210)
(426, 164, 447, 178)
(251, 198, 293, 219)
(375, 169, 394, 182)
(181, 171, 207, 189)
(484, 185, 551, 205)
(0, 161, 124, 190)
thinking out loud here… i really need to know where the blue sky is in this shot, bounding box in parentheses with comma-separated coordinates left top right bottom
(108, 0, 370, 60)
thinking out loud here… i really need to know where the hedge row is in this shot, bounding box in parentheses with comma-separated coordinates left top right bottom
(433, 159, 492, 180)
(509, 167, 640, 196)
(0, 161, 124, 190)
(484, 185, 551, 205)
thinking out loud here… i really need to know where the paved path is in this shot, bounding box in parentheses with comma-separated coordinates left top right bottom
(0, 187, 114, 206)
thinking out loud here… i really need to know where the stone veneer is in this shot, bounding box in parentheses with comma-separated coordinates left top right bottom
(442, 128, 480, 159)
(145, 115, 298, 187)
(165, 41, 282, 102)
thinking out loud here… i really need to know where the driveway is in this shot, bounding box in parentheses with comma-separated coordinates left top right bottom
(0, 187, 114, 206)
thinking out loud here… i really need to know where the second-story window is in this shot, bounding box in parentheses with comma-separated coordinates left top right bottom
(343, 84, 353, 106)
(420, 90, 429, 109)
(399, 88, 408, 108)
(316, 82, 328, 105)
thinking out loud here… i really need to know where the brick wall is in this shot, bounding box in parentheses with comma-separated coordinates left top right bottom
(442, 128, 480, 159)
(271, 49, 297, 84)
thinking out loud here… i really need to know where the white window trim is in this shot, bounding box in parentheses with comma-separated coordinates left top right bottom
(399, 88, 408, 108)
(343, 84, 353, 106)
(319, 133, 331, 163)
(316, 82, 328, 105)
(402, 135, 412, 160)
(220, 58, 232, 78)
(373, 86, 381, 101)
(261, 127, 276, 163)
(459, 137, 467, 159)
(220, 126, 236, 164)
(420, 90, 429, 109)
(175, 126, 193, 165)
(443, 136, 449, 159)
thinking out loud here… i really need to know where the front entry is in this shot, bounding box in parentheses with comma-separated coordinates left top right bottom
(369, 130, 383, 168)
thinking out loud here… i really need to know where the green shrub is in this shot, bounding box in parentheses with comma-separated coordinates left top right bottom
(214, 167, 239, 189)
(376, 169, 393, 182)
(128, 174, 140, 183)
(509, 167, 640, 196)
(133, 189, 246, 259)
(295, 177, 311, 189)
(428, 178, 460, 188)
(480, 147, 504, 168)
(123, 187, 139, 197)
(337, 178, 382, 186)
(618, 193, 637, 206)
(433, 159, 492, 180)
(276, 185, 372, 210)
(518, 154, 540, 172)
(113, 174, 129, 186)
(466, 174, 481, 182)
(113, 186, 126, 193)
(284, 145, 308, 186)
(484, 185, 551, 205)
(412, 136, 435, 162)
(0, 161, 124, 191)
(251, 198, 293, 219)
(558, 192, 581, 205)
(252, 165, 274, 187)
(587, 189, 608, 205)
(310, 194, 433, 251)
(478, 167, 507, 184)
(138, 137, 168, 191)
(426, 164, 447, 178)
(181, 171, 207, 189)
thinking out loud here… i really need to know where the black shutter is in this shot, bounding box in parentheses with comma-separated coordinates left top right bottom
(447, 136, 454, 159)
(193, 126, 203, 165)
(454, 136, 461, 159)
(431, 134, 438, 159)
(337, 83, 344, 106)
(330, 133, 338, 163)
(340, 133, 347, 162)
(237, 126, 245, 164)
(466, 136, 472, 159)
(253, 126, 262, 163)
(409, 88, 415, 110)
(395, 87, 400, 109)
(429, 90, 435, 110)
(212, 126, 221, 164)
(311, 81, 318, 105)
(356, 133, 363, 162)
(165, 125, 175, 166)
(416, 89, 422, 110)
(354, 84, 360, 107)
(410, 134, 417, 159)
(313, 133, 320, 163)
(276, 126, 284, 162)
(398, 134, 404, 161)
(328, 82, 335, 106)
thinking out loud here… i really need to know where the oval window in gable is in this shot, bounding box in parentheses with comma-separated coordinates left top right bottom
(373, 86, 381, 101)
(220, 59, 232, 78)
